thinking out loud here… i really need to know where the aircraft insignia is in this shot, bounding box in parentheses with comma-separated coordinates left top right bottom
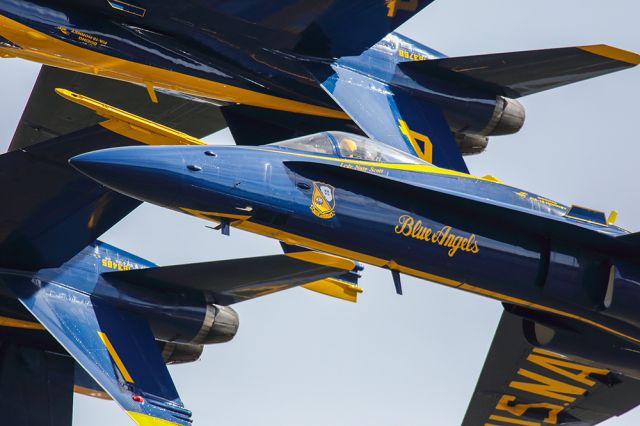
(310, 182, 336, 219)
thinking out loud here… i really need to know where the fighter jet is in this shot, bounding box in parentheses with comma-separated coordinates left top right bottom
(0, 0, 638, 173)
(72, 99, 640, 425)
(0, 96, 363, 426)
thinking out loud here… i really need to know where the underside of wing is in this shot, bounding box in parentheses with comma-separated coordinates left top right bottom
(464, 308, 640, 425)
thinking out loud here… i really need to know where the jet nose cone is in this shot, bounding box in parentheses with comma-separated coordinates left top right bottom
(70, 146, 184, 205)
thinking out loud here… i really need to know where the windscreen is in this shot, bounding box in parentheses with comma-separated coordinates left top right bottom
(271, 133, 336, 155)
(329, 132, 428, 164)
(271, 131, 429, 165)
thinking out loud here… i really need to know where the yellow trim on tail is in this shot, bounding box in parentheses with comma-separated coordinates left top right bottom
(0, 15, 348, 119)
(579, 44, 640, 65)
(127, 412, 182, 426)
(97, 331, 135, 383)
(0, 315, 45, 330)
(55, 88, 206, 146)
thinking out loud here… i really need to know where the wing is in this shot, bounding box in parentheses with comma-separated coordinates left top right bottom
(0, 125, 142, 270)
(5, 273, 191, 426)
(103, 252, 357, 305)
(9, 65, 225, 151)
(463, 308, 640, 425)
(308, 64, 469, 172)
(399, 45, 640, 98)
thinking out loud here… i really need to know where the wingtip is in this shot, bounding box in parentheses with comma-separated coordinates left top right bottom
(579, 44, 640, 66)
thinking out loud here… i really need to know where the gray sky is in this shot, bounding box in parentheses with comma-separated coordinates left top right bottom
(1, 1, 639, 425)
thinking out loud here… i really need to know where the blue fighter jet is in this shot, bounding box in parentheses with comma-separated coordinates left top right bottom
(70, 92, 640, 426)
(0, 94, 364, 426)
(0, 1, 638, 173)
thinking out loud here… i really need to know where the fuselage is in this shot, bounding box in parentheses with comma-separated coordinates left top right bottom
(69, 132, 640, 356)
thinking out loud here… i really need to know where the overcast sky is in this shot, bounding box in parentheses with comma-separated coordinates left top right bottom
(1, 1, 639, 425)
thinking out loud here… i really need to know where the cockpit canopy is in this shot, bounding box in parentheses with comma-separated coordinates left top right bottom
(270, 131, 429, 165)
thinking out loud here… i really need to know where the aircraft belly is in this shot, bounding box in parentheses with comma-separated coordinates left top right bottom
(0, 4, 345, 118)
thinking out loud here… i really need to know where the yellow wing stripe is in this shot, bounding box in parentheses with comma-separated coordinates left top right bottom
(97, 331, 135, 383)
(55, 88, 206, 146)
(0, 16, 348, 120)
(579, 44, 640, 65)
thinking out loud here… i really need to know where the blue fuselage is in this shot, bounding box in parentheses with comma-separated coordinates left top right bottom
(69, 142, 640, 357)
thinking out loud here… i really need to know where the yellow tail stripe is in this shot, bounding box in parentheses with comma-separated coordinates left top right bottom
(97, 331, 135, 383)
(127, 412, 182, 426)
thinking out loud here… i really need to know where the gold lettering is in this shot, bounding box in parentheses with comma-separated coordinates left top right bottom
(526, 353, 609, 387)
(394, 215, 480, 256)
(444, 234, 456, 247)
(438, 226, 451, 245)
(495, 395, 563, 424)
(510, 369, 586, 402)
(386, 0, 418, 18)
(395, 215, 414, 236)
(411, 220, 424, 238)
(447, 236, 465, 257)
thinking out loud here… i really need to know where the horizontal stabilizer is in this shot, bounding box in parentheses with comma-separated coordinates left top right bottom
(104, 253, 355, 305)
(400, 45, 640, 98)
(6, 274, 190, 426)
(280, 243, 363, 302)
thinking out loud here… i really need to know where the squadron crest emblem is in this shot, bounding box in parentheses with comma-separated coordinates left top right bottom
(310, 182, 336, 219)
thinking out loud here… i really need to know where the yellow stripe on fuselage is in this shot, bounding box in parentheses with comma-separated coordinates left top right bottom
(185, 211, 640, 345)
(0, 15, 348, 120)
